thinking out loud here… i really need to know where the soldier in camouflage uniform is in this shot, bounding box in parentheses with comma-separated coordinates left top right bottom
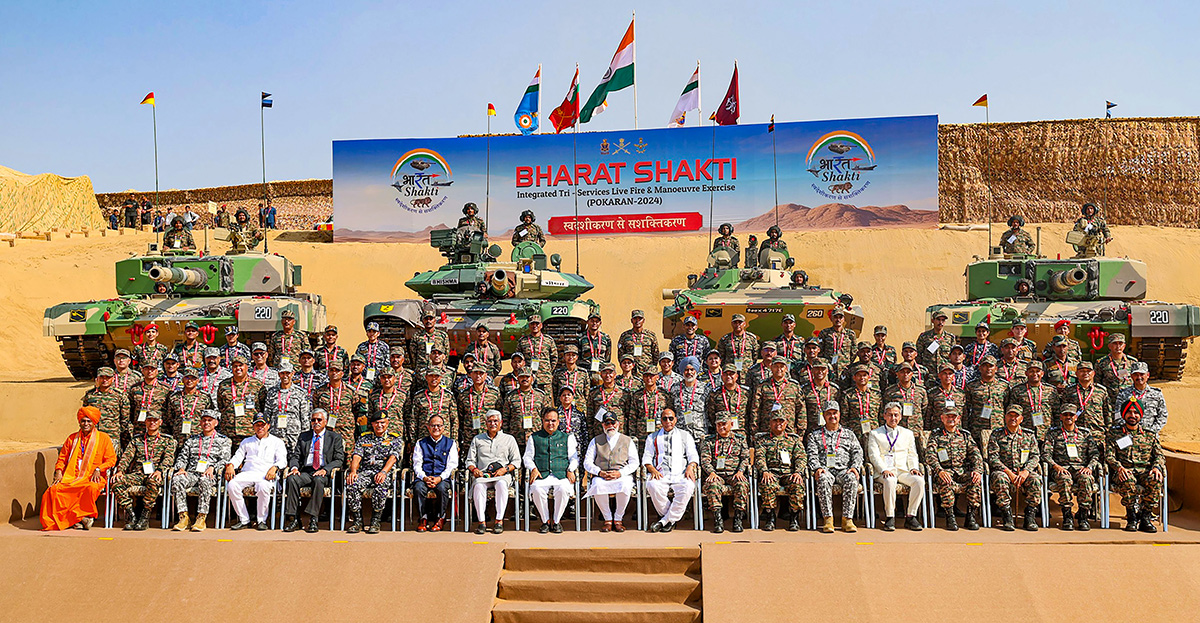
(706, 364, 751, 436)
(962, 322, 1000, 371)
(589, 363, 630, 438)
(413, 367, 459, 444)
(1007, 319, 1038, 363)
(172, 322, 207, 370)
(711, 223, 740, 265)
(294, 350, 327, 398)
(801, 360, 840, 437)
(199, 348, 231, 401)
(775, 314, 805, 362)
(995, 338, 1025, 385)
(266, 309, 305, 368)
(1061, 362, 1111, 433)
(111, 349, 143, 394)
(670, 315, 712, 369)
(468, 324, 503, 378)
(554, 345, 591, 413)
(1040, 320, 1083, 364)
(263, 362, 311, 452)
(165, 367, 214, 444)
(160, 353, 184, 394)
(248, 343, 280, 388)
(926, 408, 983, 530)
(841, 364, 882, 445)
(928, 363, 968, 432)
(519, 317, 559, 389)
(1043, 404, 1102, 531)
(511, 209, 547, 246)
(345, 413, 402, 534)
(407, 312, 450, 372)
(916, 310, 957, 373)
(501, 368, 549, 443)
(1095, 333, 1138, 402)
(888, 342, 931, 388)
(718, 314, 760, 373)
(838, 342, 884, 391)
(424, 347, 456, 394)
(964, 356, 1009, 448)
(128, 362, 170, 441)
(132, 324, 170, 370)
(498, 351, 527, 396)
(456, 365, 499, 446)
(626, 370, 670, 445)
(82, 367, 130, 454)
(1114, 362, 1168, 434)
(579, 311, 612, 380)
(219, 326, 252, 371)
(1042, 336, 1077, 390)
(1107, 397, 1166, 533)
(742, 342, 775, 396)
(217, 357, 266, 446)
(655, 352, 684, 393)
(869, 325, 897, 369)
(1004, 360, 1059, 440)
(386, 349, 416, 396)
(356, 321, 393, 376)
(312, 360, 355, 454)
(755, 413, 806, 531)
(701, 412, 750, 533)
(753, 358, 805, 437)
(458, 202, 487, 233)
(618, 310, 659, 375)
(999, 215, 1036, 255)
(988, 404, 1043, 531)
(314, 325, 350, 373)
(881, 363, 929, 446)
(817, 307, 856, 377)
(792, 338, 823, 388)
(161, 217, 195, 249)
(170, 410, 231, 531)
(671, 359, 711, 442)
(1071, 202, 1112, 257)
(111, 412, 177, 530)
(806, 401, 864, 533)
(556, 385, 590, 462)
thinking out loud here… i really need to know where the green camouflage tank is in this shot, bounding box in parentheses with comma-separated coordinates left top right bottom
(927, 232, 1200, 380)
(44, 243, 326, 379)
(661, 241, 864, 341)
(363, 226, 599, 363)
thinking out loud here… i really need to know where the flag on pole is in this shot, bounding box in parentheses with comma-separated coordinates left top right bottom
(514, 67, 540, 135)
(261, 92, 273, 108)
(768, 115, 775, 133)
(714, 64, 739, 126)
(487, 103, 496, 116)
(972, 94, 988, 107)
(1106, 100, 1117, 118)
(140, 92, 155, 106)
(549, 67, 580, 133)
(668, 66, 700, 128)
(579, 20, 635, 123)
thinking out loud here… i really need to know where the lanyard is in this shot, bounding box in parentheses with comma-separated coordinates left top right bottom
(562, 407, 574, 433)
(817, 382, 834, 405)
(140, 384, 157, 410)
(713, 436, 730, 461)
(898, 384, 914, 403)
(324, 347, 337, 370)
(474, 341, 490, 363)
(874, 347, 887, 367)
(821, 428, 841, 455)
(588, 333, 604, 359)
(681, 383, 699, 413)
(971, 343, 985, 366)
(1062, 428, 1079, 445)
(328, 384, 344, 412)
(519, 390, 532, 414)
(368, 342, 377, 365)
(275, 387, 290, 413)
(643, 392, 660, 418)
(232, 379, 249, 403)
(468, 387, 483, 415)
(282, 333, 292, 353)
(771, 380, 785, 404)
(832, 332, 844, 354)
(733, 333, 748, 358)
(722, 386, 743, 413)
(199, 433, 214, 461)
(684, 337, 698, 358)
(1026, 384, 1044, 413)
(856, 389, 870, 419)
(886, 428, 899, 453)
(181, 393, 202, 419)
(600, 387, 618, 405)
(780, 336, 796, 359)
(143, 435, 154, 462)
(1077, 384, 1095, 409)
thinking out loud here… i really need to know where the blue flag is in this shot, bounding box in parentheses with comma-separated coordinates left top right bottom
(514, 67, 540, 135)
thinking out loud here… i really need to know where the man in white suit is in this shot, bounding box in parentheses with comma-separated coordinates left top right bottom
(866, 402, 925, 531)
(642, 408, 699, 533)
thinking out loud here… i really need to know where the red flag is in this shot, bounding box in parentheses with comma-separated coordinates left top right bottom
(715, 64, 739, 126)
(549, 67, 580, 133)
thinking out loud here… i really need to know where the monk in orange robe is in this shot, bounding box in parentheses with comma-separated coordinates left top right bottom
(40, 406, 117, 530)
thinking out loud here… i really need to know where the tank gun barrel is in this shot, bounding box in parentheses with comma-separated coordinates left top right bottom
(489, 269, 512, 297)
(1048, 267, 1088, 293)
(662, 288, 681, 300)
(148, 266, 207, 287)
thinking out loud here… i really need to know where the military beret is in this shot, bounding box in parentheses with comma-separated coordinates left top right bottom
(200, 409, 220, 422)
(1000, 338, 1018, 347)
(659, 351, 674, 361)
(782, 314, 796, 322)
(600, 362, 617, 372)
(365, 321, 381, 331)
(182, 367, 200, 378)
(714, 411, 736, 423)
(114, 348, 132, 358)
(224, 326, 239, 335)
(901, 341, 917, 351)
(232, 354, 250, 365)
(1076, 361, 1094, 370)
(1026, 360, 1044, 370)
(350, 354, 366, 363)
(251, 342, 267, 352)
(979, 355, 998, 366)
(631, 310, 645, 319)
(205, 347, 221, 358)
(873, 325, 887, 335)
(281, 309, 296, 319)
(824, 400, 840, 412)
(683, 315, 698, 325)
(932, 310, 949, 320)
(1109, 333, 1126, 343)
(1054, 319, 1072, 330)
(1006, 404, 1024, 415)
(722, 363, 740, 373)
(1131, 362, 1149, 375)
(731, 313, 746, 322)
(324, 325, 338, 333)
(185, 321, 200, 330)
(96, 366, 116, 377)
(426, 367, 446, 377)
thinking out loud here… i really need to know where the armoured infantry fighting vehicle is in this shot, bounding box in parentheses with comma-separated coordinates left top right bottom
(363, 226, 599, 364)
(661, 242, 865, 341)
(927, 233, 1200, 380)
(44, 244, 326, 379)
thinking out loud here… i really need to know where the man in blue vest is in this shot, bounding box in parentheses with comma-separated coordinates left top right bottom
(522, 408, 578, 533)
(411, 415, 459, 532)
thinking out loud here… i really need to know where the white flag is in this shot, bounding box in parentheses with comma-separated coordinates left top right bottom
(668, 66, 700, 128)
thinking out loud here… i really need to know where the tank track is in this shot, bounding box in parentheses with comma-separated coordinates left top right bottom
(1137, 337, 1188, 382)
(58, 336, 112, 381)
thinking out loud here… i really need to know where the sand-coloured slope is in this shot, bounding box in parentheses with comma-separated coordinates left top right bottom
(0, 165, 104, 232)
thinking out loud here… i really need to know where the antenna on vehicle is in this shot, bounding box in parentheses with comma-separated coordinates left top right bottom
(204, 223, 209, 256)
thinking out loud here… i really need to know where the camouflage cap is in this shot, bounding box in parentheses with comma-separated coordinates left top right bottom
(1109, 332, 1126, 343)
(683, 315, 698, 325)
(1006, 403, 1025, 415)
(184, 321, 200, 330)
(588, 310, 602, 320)
(281, 309, 296, 319)
(378, 366, 396, 376)
(941, 405, 961, 416)
(824, 400, 840, 412)
(139, 360, 158, 369)
(1026, 360, 1044, 370)
(658, 351, 673, 361)
(769, 410, 789, 421)
(277, 361, 294, 373)
(1000, 337, 1018, 347)
(562, 344, 579, 354)
(200, 409, 220, 422)
(426, 367, 446, 377)
(806, 337, 822, 347)
(831, 306, 846, 317)
(931, 309, 949, 320)
(761, 341, 777, 351)
(939, 363, 955, 373)
(721, 363, 740, 373)
(114, 348, 131, 358)
(851, 363, 871, 375)
(1059, 404, 1079, 416)
(96, 366, 116, 377)
(901, 341, 917, 351)
(714, 411, 736, 423)
(1131, 362, 1150, 375)
(811, 358, 830, 370)
(771, 357, 791, 367)
(350, 354, 366, 364)
(896, 361, 914, 371)
(641, 369, 658, 377)
(326, 359, 344, 370)
(1076, 361, 1094, 370)
(1011, 317, 1027, 327)
(420, 309, 435, 319)
(144, 411, 162, 420)
(162, 352, 178, 362)
(528, 316, 542, 324)
(470, 364, 488, 374)
(205, 347, 221, 358)
(600, 362, 617, 372)
(979, 355, 998, 366)
(1050, 335, 1069, 346)
(856, 341, 871, 351)
(731, 313, 746, 322)
(231, 354, 250, 365)
(782, 314, 796, 322)
(366, 321, 381, 331)
(225, 326, 239, 335)
(324, 325, 338, 333)
(631, 310, 645, 319)
(873, 325, 887, 335)
(182, 367, 200, 378)
(251, 342, 267, 353)
(618, 352, 634, 362)
(949, 343, 964, 353)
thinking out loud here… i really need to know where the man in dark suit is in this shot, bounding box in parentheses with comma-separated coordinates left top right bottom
(283, 408, 344, 533)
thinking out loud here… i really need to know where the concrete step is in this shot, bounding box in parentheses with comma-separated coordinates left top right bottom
(498, 571, 701, 604)
(503, 547, 700, 575)
(492, 601, 701, 623)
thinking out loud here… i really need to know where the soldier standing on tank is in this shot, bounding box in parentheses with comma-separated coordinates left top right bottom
(669, 316, 711, 369)
(617, 310, 659, 375)
(511, 210, 546, 246)
(315, 325, 350, 373)
(1072, 203, 1111, 258)
(760, 225, 788, 257)
(229, 209, 263, 251)
(83, 367, 130, 455)
(1000, 215, 1036, 255)
(457, 202, 487, 234)
(701, 412, 749, 533)
(817, 307, 856, 377)
(579, 311, 612, 382)
(717, 314, 760, 374)
(711, 223, 741, 266)
(162, 217, 195, 250)
(1096, 333, 1138, 403)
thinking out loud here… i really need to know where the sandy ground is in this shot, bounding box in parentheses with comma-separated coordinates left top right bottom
(4, 223, 1200, 452)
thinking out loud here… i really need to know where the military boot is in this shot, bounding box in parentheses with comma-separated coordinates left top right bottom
(366, 513, 382, 534)
(965, 507, 980, 531)
(1123, 505, 1140, 532)
(173, 513, 191, 532)
(1076, 509, 1091, 531)
(791, 514, 804, 532)
(731, 511, 744, 533)
(762, 509, 776, 532)
(1023, 505, 1039, 532)
(712, 507, 725, 534)
(1138, 509, 1158, 534)
(346, 512, 362, 534)
(192, 513, 207, 532)
(134, 511, 150, 531)
(818, 516, 833, 533)
(122, 509, 139, 531)
(1000, 508, 1015, 532)
(1061, 508, 1074, 531)
(945, 509, 958, 531)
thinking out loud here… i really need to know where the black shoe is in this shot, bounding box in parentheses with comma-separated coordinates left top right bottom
(492, 522, 505, 534)
(230, 520, 251, 531)
(1077, 511, 1091, 532)
(762, 510, 775, 532)
(1124, 506, 1140, 532)
(1000, 508, 1015, 532)
(731, 511, 744, 533)
(346, 512, 362, 534)
(122, 511, 139, 531)
(1023, 506, 1039, 532)
(661, 521, 675, 533)
(1061, 509, 1074, 531)
(945, 510, 958, 531)
(474, 522, 487, 535)
(1139, 510, 1158, 534)
(551, 522, 563, 534)
(905, 516, 923, 531)
(306, 519, 320, 533)
(712, 507, 724, 534)
(787, 515, 801, 532)
(882, 516, 895, 532)
(649, 521, 663, 533)
(965, 508, 980, 531)
(255, 521, 269, 531)
(283, 517, 300, 533)
(366, 515, 382, 534)
(538, 522, 551, 534)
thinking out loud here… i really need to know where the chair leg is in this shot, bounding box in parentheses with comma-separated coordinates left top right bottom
(450, 478, 457, 533)
(523, 473, 530, 532)
(575, 479, 582, 532)
(1163, 472, 1169, 533)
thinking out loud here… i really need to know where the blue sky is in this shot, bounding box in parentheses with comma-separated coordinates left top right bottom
(2, 0, 1195, 193)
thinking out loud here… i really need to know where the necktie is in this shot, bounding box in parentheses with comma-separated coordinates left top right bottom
(312, 434, 322, 470)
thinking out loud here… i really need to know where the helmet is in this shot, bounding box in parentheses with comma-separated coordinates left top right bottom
(1007, 215, 1025, 227)
(520, 210, 535, 223)
(463, 202, 477, 216)
(172, 216, 183, 227)
(235, 209, 249, 221)
(719, 223, 733, 236)
(767, 225, 782, 238)
(1081, 203, 1097, 216)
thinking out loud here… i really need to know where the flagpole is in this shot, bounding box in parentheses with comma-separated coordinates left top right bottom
(708, 117, 716, 249)
(574, 63, 581, 273)
(771, 116, 779, 227)
(631, 11, 638, 130)
(260, 96, 267, 207)
(486, 108, 491, 230)
(696, 60, 702, 127)
(151, 102, 159, 212)
(537, 63, 542, 135)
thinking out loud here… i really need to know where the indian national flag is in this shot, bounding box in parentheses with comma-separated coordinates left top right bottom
(579, 19, 635, 123)
(668, 66, 700, 127)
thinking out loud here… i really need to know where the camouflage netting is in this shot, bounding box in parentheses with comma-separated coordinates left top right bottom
(940, 117, 1200, 226)
(0, 165, 105, 232)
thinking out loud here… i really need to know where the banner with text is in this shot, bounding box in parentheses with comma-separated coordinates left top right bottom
(332, 114, 938, 241)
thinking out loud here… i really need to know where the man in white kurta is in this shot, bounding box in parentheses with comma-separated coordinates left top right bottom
(522, 409, 579, 533)
(584, 412, 639, 532)
(465, 410, 521, 534)
(224, 415, 288, 529)
(642, 408, 699, 532)
(866, 402, 925, 531)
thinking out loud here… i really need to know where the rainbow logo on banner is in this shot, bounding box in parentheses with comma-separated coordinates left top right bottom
(805, 131, 875, 165)
(390, 149, 453, 179)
